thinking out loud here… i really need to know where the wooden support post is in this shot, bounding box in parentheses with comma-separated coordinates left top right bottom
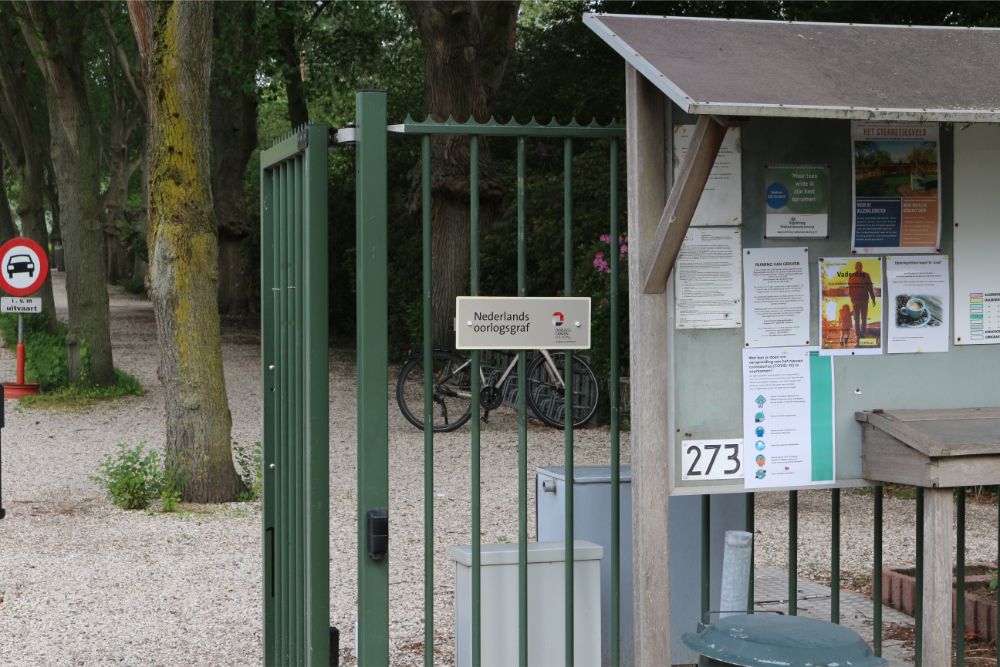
(642, 114, 728, 294)
(626, 64, 672, 667)
(921, 487, 953, 666)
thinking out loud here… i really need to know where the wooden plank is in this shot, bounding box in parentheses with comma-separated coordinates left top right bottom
(641, 114, 727, 294)
(921, 488, 953, 667)
(863, 410, 1000, 457)
(886, 407, 1000, 422)
(935, 456, 1000, 487)
(861, 426, 937, 487)
(626, 64, 672, 667)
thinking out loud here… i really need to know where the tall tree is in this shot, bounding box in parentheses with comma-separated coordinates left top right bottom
(13, 2, 116, 385)
(0, 153, 17, 243)
(405, 1, 519, 343)
(0, 24, 57, 327)
(269, 1, 310, 128)
(128, 0, 244, 502)
(211, 1, 258, 316)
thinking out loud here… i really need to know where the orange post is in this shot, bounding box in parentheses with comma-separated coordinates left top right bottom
(15, 342, 24, 385)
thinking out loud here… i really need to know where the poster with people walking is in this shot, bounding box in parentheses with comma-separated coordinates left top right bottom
(819, 257, 883, 355)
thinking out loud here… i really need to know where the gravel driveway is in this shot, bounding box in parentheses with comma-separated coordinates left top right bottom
(0, 274, 996, 666)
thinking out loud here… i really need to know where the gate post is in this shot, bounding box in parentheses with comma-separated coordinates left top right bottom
(355, 90, 390, 665)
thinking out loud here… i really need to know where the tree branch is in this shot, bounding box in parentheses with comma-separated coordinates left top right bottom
(101, 4, 145, 111)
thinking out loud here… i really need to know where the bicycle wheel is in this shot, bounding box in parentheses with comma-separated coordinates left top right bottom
(396, 350, 473, 432)
(525, 352, 599, 429)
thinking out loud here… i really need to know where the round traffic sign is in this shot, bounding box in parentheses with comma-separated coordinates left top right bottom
(0, 237, 49, 296)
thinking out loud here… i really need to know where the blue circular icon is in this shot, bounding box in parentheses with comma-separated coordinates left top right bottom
(755, 426, 765, 438)
(755, 441, 766, 451)
(766, 182, 789, 209)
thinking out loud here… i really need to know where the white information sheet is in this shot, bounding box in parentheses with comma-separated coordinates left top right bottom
(743, 247, 811, 348)
(675, 228, 742, 330)
(954, 124, 1000, 345)
(673, 124, 741, 226)
(743, 348, 835, 490)
(886, 256, 950, 354)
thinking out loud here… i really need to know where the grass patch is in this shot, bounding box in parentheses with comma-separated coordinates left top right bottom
(0, 312, 143, 406)
(19, 369, 145, 409)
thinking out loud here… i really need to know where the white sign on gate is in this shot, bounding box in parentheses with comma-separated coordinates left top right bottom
(455, 297, 591, 350)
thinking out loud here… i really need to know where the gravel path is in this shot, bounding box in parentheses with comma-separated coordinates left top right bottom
(0, 274, 996, 666)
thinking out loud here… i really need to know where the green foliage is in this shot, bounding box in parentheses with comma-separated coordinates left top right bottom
(0, 313, 143, 402)
(159, 460, 185, 513)
(233, 441, 263, 502)
(91, 443, 163, 510)
(118, 273, 147, 297)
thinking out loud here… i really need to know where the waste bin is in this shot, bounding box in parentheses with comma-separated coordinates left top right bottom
(536, 465, 747, 665)
(452, 540, 603, 667)
(682, 614, 887, 667)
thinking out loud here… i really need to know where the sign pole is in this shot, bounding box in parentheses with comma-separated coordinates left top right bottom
(16, 313, 24, 385)
(0, 384, 6, 520)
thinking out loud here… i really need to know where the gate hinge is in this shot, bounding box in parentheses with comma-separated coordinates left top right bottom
(331, 124, 357, 147)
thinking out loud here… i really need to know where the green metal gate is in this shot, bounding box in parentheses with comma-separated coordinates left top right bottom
(261, 124, 331, 666)
(352, 90, 625, 666)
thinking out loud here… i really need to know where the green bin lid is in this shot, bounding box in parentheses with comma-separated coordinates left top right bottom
(682, 614, 888, 667)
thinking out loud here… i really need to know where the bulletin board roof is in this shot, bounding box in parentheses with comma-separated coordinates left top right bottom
(584, 13, 1000, 122)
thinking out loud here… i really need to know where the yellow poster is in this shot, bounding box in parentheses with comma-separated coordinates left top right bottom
(819, 257, 883, 355)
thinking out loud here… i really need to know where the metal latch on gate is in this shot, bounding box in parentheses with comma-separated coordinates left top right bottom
(366, 509, 388, 561)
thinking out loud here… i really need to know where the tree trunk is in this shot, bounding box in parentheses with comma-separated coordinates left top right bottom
(129, 0, 244, 502)
(406, 1, 519, 344)
(0, 11, 58, 329)
(272, 2, 309, 128)
(211, 2, 258, 316)
(15, 2, 115, 384)
(0, 152, 16, 243)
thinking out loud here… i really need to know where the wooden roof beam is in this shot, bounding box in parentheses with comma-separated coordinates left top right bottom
(641, 114, 741, 294)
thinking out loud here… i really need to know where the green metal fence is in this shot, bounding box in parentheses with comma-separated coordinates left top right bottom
(260, 124, 330, 667)
(350, 90, 625, 666)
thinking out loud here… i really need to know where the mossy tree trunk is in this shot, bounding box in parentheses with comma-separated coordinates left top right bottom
(14, 2, 116, 384)
(129, 0, 244, 502)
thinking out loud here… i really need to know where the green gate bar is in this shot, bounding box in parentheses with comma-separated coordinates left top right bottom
(873, 486, 883, 656)
(745, 493, 755, 614)
(563, 136, 575, 667)
(956, 487, 965, 667)
(470, 135, 483, 667)
(831, 488, 840, 623)
(608, 136, 621, 667)
(421, 133, 434, 667)
(915, 487, 924, 667)
(788, 491, 798, 616)
(261, 123, 330, 666)
(516, 136, 529, 667)
(356, 92, 390, 666)
(701, 495, 710, 620)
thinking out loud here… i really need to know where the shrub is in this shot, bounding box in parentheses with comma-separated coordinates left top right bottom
(234, 441, 262, 502)
(91, 443, 163, 510)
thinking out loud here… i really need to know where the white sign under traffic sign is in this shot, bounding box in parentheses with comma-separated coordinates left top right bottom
(0, 297, 41, 314)
(455, 297, 591, 350)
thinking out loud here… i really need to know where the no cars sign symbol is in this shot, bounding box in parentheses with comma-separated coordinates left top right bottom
(0, 238, 49, 297)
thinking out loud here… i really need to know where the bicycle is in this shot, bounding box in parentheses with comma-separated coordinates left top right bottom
(396, 348, 599, 432)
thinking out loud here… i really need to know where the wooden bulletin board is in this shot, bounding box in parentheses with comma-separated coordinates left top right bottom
(668, 110, 1000, 495)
